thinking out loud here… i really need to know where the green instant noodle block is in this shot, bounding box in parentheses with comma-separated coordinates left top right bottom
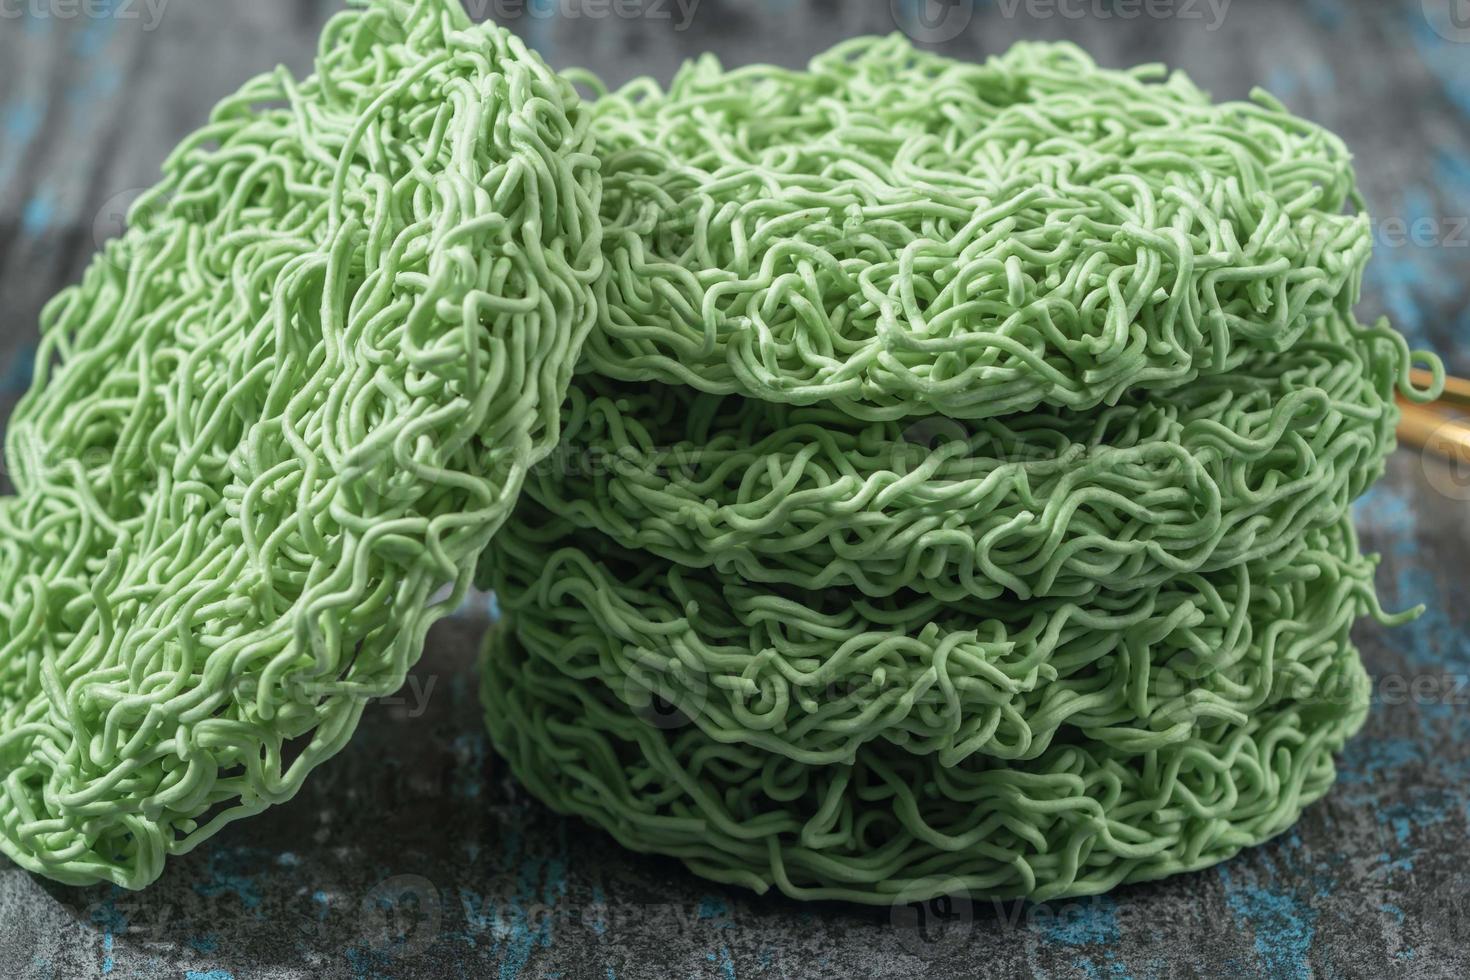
(0, 0, 601, 888)
(485, 513, 1393, 771)
(477, 35, 1443, 903)
(480, 523, 1377, 904)
(583, 36, 1382, 421)
(526, 313, 1406, 603)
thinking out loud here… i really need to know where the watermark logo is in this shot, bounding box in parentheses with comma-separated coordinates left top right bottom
(359, 874, 442, 958)
(622, 654, 709, 730)
(230, 673, 442, 718)
(92, 187, 152, 262)
(891, 0, 975, 43)
(339, 429, 463, 508)
(889, 878, 976, 958)
(1418, 415, 1470, 502)
(93, 187, 220, 271)
(474, 0, 699, 30)
(0, 0, 169, 31)
(360, 0, 700, 43)
(994, 0, 1230, 30)
(1424, 0, 1470, 43)
(889, 416, 973, 478)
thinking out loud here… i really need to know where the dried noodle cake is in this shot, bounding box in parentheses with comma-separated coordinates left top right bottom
(482, 520, 1384, 903)
(0, 0, 601, 888)
(583, 36, 1388, 421)
(478, 36, 1442, 904)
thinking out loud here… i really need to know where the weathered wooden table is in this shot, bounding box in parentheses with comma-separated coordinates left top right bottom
(2, 1, 1468, 976)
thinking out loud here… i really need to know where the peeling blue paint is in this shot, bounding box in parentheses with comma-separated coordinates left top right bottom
(451, 824, 572, 979)
(589, 886, 608, 937)
(1, 101, 41, 143)
(708, 946, 738, 980)
(1077, 953, 1136, 980)
(698, 894, 731, 924)
(1039, 897, 1121, 948)
(2, 345, 36, 396)
(89, 888, 126, 976)
(1219, 868, 1316, 980)
(1411, 14, 1470, 121)
(192, 847, 265, 912)
(21, 194, 55, 238)
(452, 732, 489, 799)
(1304, 0, 1344, 28)
(525, 0, 558, 59)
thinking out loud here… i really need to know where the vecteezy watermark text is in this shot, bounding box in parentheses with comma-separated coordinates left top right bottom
(463, 0, 699, 31)
(0, 0, 169, 31)
(994, 0, 1231, 30)
(893, 0, 1231, 42)
(1377, 215, 1470, 250)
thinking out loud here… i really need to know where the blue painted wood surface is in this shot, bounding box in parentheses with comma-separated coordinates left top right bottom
(1, 1, 1468, 977)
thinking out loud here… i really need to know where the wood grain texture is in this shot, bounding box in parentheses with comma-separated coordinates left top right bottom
(1, 1, 1468, 977)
